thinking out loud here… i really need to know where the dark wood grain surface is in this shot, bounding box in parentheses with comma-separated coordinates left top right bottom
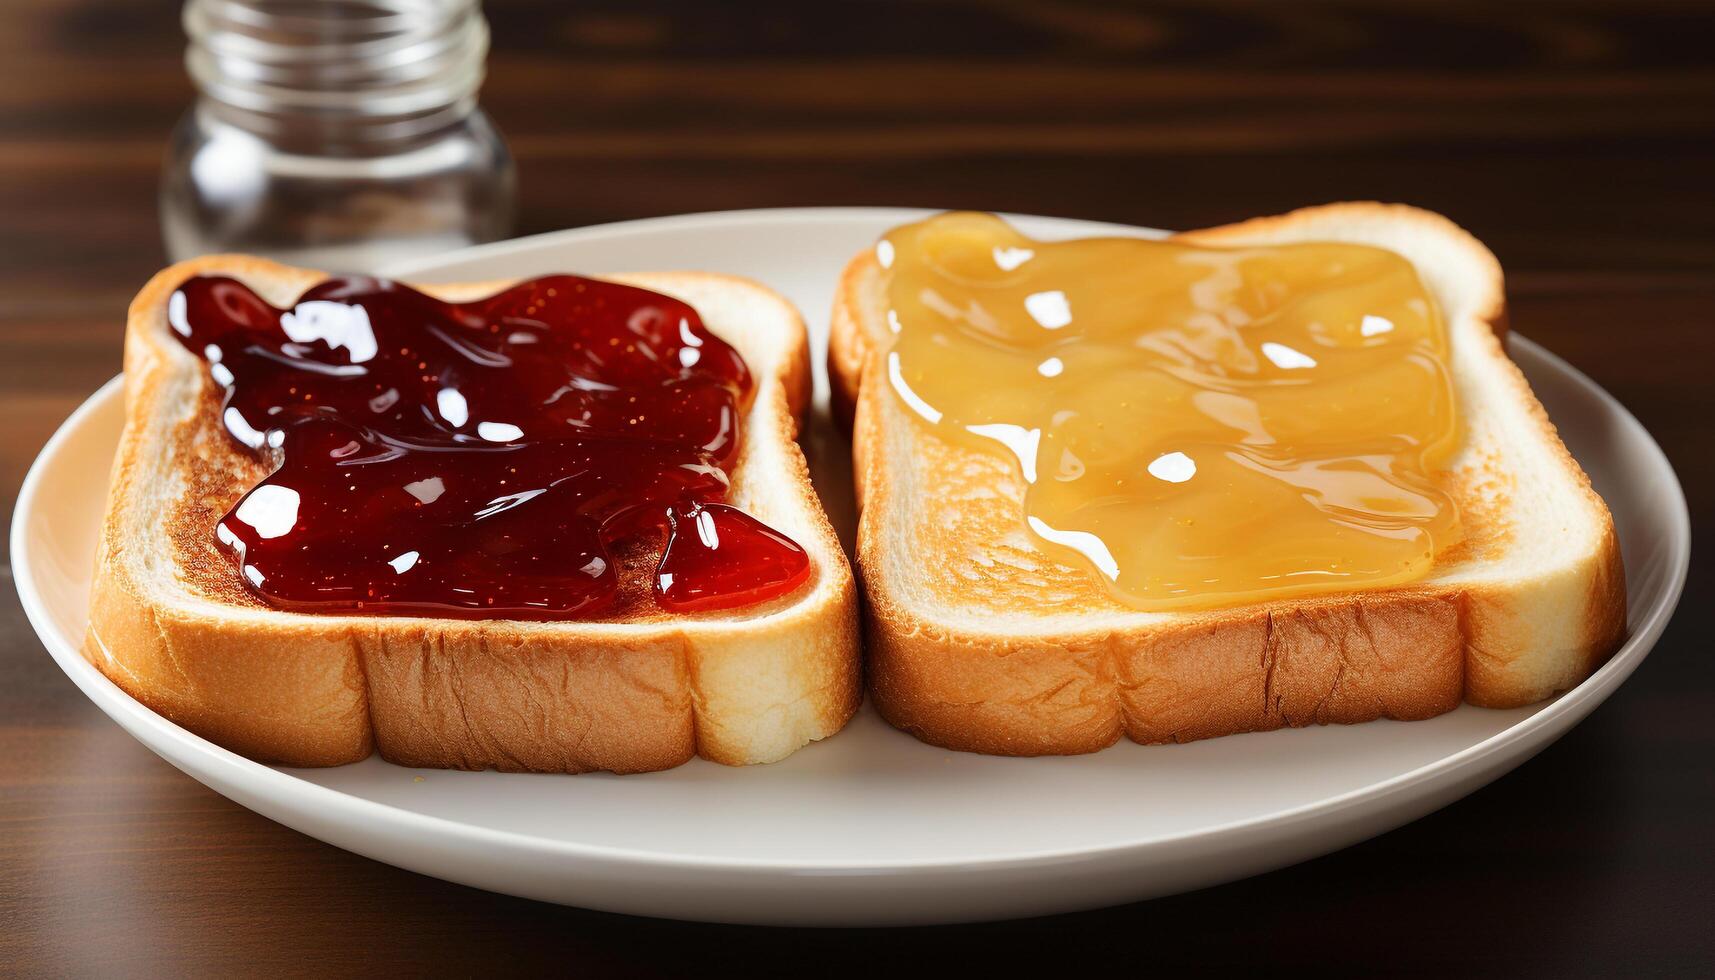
(3, 1, 1711, 975)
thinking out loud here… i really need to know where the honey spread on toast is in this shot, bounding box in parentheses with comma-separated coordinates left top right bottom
(168, 274, 810, 618)
(879, 211, 1463, 610)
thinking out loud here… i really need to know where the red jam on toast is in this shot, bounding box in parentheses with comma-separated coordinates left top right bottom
(170, 274, 810, 619)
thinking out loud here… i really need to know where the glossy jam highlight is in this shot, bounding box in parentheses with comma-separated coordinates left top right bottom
(170, 274, 810, 618)
(879, 212, 1462, 611)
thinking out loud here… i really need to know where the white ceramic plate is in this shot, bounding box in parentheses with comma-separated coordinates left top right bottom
(12, 208, 1689, 926)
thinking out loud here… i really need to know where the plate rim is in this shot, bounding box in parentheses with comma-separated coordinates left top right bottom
(377, 206, 1168, 281)
(11, 207, 1692, 877)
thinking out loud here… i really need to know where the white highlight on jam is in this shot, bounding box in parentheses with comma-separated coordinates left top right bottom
(403, 476, 445, 504)
(477, 421, 523, 442)
(281, 300, 378, 363)
(234, 484, 301, 539)
(168, 290, 192, 337)
(888, 351, 943, 424)
(222, 407, 266, 449)
(695, 507, 721, 549)
(966, 423, 1042, 484)
(1147, 451, 1197, 484)
(436, 388, 469, 427)
(993, 246, 1035, 271)
(1024, 290, 1072, 330)
(1261, 342, 1318, 370)
(1027, 516, 1121, 580)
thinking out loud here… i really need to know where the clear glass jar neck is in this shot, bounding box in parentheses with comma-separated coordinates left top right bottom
(183, 0, 489, 149)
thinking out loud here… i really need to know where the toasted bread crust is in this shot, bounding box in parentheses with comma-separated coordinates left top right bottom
(87, 255, 860, 772)
(833, 203, 1626, 754)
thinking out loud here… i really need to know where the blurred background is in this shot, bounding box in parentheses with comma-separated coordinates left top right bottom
(3, 1, 1710, 495)
(2, 1, 1711, 974)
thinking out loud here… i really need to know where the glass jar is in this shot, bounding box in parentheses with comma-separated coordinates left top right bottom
(161, 0, 515, 272)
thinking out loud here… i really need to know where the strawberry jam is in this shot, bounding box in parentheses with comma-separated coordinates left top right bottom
(168, 273, 811, 618)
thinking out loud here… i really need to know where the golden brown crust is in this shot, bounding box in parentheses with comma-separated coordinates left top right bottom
(86, 582, 375, 766)
(834, 203, 1626, 755)
(87, 255, 860, 772)
(870, 590, 1464, 754)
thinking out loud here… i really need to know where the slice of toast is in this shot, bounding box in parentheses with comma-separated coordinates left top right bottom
(87, 255, 860, 773)
(830, 203, 1625, 755)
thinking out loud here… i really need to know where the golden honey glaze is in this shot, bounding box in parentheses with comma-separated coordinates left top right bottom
(879, 212, 1463, 611)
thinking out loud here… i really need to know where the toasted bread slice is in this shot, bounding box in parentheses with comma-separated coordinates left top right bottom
(87, 255, 859, 773)
(830, 203, 1625, 755)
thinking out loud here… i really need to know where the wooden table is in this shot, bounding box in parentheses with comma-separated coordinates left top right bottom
(3, 1, 1710, 974)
